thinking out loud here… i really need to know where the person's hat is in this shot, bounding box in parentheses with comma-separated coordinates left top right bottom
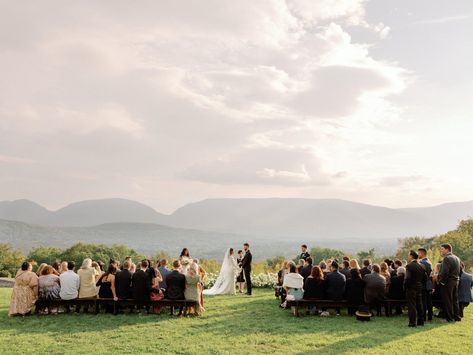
(355, 305, 372, 321)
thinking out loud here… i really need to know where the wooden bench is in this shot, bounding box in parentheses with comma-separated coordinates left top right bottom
(35, 298, 198, 316)
(286, 299, 444, 317)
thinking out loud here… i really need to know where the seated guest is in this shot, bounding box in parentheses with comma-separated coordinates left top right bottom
(349, 259, 360, 270)
(277, 261, 289, 303)
(282, 262, 304, 312)
(458, 262, 473, 318)
(78, 258, 100, 299)
(185, 262, 203, 315)
(388, 266, 406, 315)
(59, 261, 80, 300)
(380, 262, 391, 292)
(360, 259, 371, 278)
(340, 260, 351, 280)
(9, 262, 38, 316)
(296, 259, 304, 274)
(97, 264, 118, 313)
(345, 268, 365, 315)
(36, 263, 47, 276)
(304, 266, 325, 300)
(38, 265, 61, 314)
(364, 264, 386, 314)
(166, 260, 186, 316)
(325, 261, 346, 315)
(319, 261, 328, 276)
(132, 260, 152, 312)
(391, 259, 403, 277)
(59, 261, 68, 274)
(158, 259, 171, 290)
(115, 260, 133, 300)
(300, 257, 313, 281)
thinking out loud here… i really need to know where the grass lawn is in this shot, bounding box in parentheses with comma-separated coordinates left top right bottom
(0, 288, 471, 354)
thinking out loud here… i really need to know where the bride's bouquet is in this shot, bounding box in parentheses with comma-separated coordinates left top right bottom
(180, 256, 192, 268)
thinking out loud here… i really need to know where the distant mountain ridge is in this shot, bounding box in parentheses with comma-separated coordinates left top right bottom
(1, 198, 473, 249)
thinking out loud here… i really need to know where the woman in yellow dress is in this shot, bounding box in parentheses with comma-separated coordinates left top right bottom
(9, 262, 39, 316)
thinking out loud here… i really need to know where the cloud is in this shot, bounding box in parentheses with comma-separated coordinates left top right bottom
(379, 175, 427, 187)
(412, 14, 472, 25)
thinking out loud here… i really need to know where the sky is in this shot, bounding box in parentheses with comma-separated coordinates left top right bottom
(0, 0, 472, 214)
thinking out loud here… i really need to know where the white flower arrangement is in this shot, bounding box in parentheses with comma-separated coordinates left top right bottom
(203, 272, 277, 289)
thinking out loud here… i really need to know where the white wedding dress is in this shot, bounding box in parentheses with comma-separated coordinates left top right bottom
(203, 249, 241, 295)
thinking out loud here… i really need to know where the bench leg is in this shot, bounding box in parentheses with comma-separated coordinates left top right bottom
(292, 306, 299, 317)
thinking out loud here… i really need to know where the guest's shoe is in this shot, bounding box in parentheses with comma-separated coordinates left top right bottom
(417, 321, 424, 326)
(408, 324, 416, 327)
(454, 317, 461, 322)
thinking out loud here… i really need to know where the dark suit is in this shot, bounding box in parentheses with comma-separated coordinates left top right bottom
(405, 261, 426, 326)
(345, 277, 365, 315)
(360, 267, 371, 278)
(241, 250, 253, 295)
(419, 258, 433, 320)
(165, 270, 186, 300)
(300, 265, 313, 281)
(132, 269, 152, 303)
(299, 251, 310, 261)
(364, 272, 386, 305)
(115, 269, 132, 300)
(325, 271, 346, 300)
(439, 252, 461, 321)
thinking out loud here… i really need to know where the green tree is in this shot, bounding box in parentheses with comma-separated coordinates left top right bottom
(0, 244, 25, 277)
(356, 248, 376, 263)
(27, 246, 63, 266)
(310, 246, 346, 264)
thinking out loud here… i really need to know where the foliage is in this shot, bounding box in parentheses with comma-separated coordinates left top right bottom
(309, 246, 347, 263)
(1, 288, 472, 354)
(0, 244, 25, 277)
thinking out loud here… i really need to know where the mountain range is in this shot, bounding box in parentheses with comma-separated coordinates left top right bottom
(1, 197, 472, 258)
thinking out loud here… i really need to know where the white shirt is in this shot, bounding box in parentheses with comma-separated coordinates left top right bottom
(59, 270, 80, 300)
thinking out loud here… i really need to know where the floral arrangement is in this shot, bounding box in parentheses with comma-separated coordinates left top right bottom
(180, 256, 192, 267)
(203, 272, 277, 289)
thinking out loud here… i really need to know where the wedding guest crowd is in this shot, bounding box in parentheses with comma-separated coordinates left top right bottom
(278, 243, 472, 326)
(8, 249, 205, 317)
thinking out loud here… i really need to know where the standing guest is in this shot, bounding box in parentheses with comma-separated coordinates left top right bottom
(132, 260, 152, 313)
(236, 250, 245, 293)
(78, 257, 100, 312)
(380, 262, 391, 293)
(9, 262, 38, 316)
(38, 265, 61, 314)
(345, 268, 365, 315)
(185, 262, 203, 315)
(300, 257, 313, 281)
(405, 250, 426, 327)
(388, 267, 406, 315)
(299, 244, 310, 261)
(193, 259, 206, 312)
(166, 260, 186, 316)
(325, 261, 346, 315)
(158, 259, 171, 290)
(303, 266, 326, 314)
(340, 260, 351, 280)
(418, 248, 433, 321)
(360, 260, 371, 278)
(349, 259, 361, 270)
(439, 243, 461, 322)
(241, 243, 253, 296)
(130, 262, 137, 274)
(59, 261, 80, 301)
(179, 248, 192, 274)
(458, 262, 473, 318)
(364, 264, 386, 314)
(59, 261, 69, 274)
(432, 262, 444, 317)
(115, 260, 133, 300)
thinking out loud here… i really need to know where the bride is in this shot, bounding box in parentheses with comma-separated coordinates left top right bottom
(203, 248, 241, 295)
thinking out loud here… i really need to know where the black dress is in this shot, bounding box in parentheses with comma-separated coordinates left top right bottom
(303, 278, 325, 299)
(345, 277, 365, 315)
(236, 257, 245, 282)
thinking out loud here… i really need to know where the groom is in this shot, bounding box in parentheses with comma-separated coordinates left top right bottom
(241, 243, 253, 295)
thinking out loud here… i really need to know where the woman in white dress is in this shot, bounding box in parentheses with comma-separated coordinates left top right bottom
(203, 248, 241, 295)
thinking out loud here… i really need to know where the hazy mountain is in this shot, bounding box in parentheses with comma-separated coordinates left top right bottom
(0, 199, 51, 225)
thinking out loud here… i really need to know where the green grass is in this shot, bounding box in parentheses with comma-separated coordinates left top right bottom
(0, 288, 471, 354)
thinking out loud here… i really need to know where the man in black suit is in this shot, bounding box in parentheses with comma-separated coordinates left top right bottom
(299, 244, 310, 261)
(115, 260, 133, 300)
(439, 243, 461, 322)
(165, 259, 186, 315)
(363, 264, 386, 314)
(241, 243, 253, 295)
(324, 261, 346, 315)
(132, 260, 152, 313)
(300, 257, 313, 281)
(418, 248, 433, 321)
(405, 250, 426, 327)
(360, 259, 371, 278)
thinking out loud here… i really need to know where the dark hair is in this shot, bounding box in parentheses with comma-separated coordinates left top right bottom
(229, 248, 234, 254)
(418, 247, 427, 254)
(21, 261, 30, 271)
(343, 260, 350, 268)
(289, 264, 297, 273)
(363, 259, 370, 267)
(383, 259, 392, 266)
(310, 266, 324, 280)
(243, 243, 249, 247)
(41, 265, 54, 276)
(409, 250, 419, 260)
(180, 248, 190, 257)
(67, 261, 75, 270)
(306, 257, 313, 265)
(301, 244, 307, 249)
(237, 250, 243, 254)
(98, 261, 105, 271)
(350, 268, 361, 280)
(331, 261, 339, 270)
(107, 264, 117, 275)
(394, 259, 402, 267)
(140, 260, 149, 269)
(52, 262, 60, 271)
(343, 256, 350, 261)
(441, 243, 452, 252)
(372, 264, 380, 273)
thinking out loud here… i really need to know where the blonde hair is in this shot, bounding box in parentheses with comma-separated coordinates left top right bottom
(36, 263, 47, 276)
(188, 262, 199, 277)
(59, 261, 68, 274)
(81, 258, 92, 269)
(349, 259, 360, 269)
